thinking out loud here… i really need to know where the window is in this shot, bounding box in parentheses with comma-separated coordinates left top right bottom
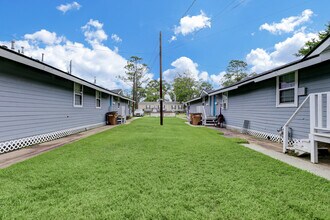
(96, 91, 101, 108)
(276, 71, 298, 107)
(222, 92, 228, 110)
(146, 105, 150, 109)
(74, 83, 83, 107)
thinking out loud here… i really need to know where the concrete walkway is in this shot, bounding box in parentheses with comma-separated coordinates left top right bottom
(187, 123, 330, 180)
(242, 143, 330, 180)
(213, 126, 330, 180)
(0, 117, 140, 169)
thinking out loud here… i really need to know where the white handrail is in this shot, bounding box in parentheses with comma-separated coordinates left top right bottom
(283, 94, 311, 127)
(283, 91, 330, 153)
(202, 106, 207, 125)
(283, 94, 310, 153)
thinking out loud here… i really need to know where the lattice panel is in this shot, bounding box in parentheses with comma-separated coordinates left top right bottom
(225, 125, 300, 146)
(0, 123, 103, 154)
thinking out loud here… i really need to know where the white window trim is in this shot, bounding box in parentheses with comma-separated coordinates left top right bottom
(276, 71, 298, 108)
(222, 92, 228, 110)
(96, 90, 101, 109)
(73, 83, 83, 107)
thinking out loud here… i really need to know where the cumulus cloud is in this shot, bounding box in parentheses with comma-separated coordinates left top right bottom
(82, 19, 108, 45)
(210, 71, 226, 87)
(163, 57, 205, 82)
(24, 29, 65, 45)
(246, 31, 318, 73)
(163, 56, 224, 89)
(170, 10, 211, 41)
(56, 1, 81, 13)
(0, 26, 151, 90)
(259, 9, 313, 34)
(111, 34, 122, 43)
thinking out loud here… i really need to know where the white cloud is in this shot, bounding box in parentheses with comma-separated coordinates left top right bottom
(56, 1, 81, 13)
(173, 10, 211, 38)
(0, 26, 153, 91)
(246, 31, 318, 73)
(163, 56, 224, 89)
(169, 36, 177, 42)
(24, 29, 65, 45)
(259, 9, 313, 34)
(111, 34, 122, 43)
(163, 57, 201, 82)
(82, 19, 108, 45)
(210, 71, 226, 87)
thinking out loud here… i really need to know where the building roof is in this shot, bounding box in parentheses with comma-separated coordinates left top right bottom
(110, 89, 123, 95)
(186, 34, 330, 103)
(0, 46, 134, 102)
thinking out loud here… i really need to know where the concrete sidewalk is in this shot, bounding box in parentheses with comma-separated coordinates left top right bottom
(212, 126, 330, 180)
(242, 143, 330, 180)
(0, 117, 140, 169)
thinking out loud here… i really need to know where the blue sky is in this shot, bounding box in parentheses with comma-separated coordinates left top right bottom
(1, 0, 329, 91)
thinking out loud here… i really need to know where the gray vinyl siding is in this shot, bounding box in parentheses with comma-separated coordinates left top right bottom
(188, 99, 203, 114)
(0, 58, 112, 142)
(222, 61, 330, 139)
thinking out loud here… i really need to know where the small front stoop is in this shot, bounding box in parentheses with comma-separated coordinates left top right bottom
(292, 138, 329, 157)
(292, 139, 311, 156)
(204, 116, 217, 126)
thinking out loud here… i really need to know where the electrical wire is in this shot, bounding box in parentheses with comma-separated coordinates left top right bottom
(181, 0, 197, 18)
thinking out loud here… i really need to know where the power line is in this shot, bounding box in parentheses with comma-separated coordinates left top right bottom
(163, 0, 307, 52)
(163, 0, 244, 52)
(181, 0, 197, 18)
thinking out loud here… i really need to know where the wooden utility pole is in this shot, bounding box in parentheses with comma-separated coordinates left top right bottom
(132, 71, 136, 116)
(159, 31, 163, 125)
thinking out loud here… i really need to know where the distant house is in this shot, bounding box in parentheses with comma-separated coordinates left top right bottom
(185, 35, 330, 163)
(138, 101, 185, 113)
(0, 46, 133, 154)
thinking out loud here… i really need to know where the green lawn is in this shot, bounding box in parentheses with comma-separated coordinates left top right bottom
(0, 118, 329, 219)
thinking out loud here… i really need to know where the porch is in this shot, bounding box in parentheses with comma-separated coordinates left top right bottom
(283, 92, 330, 163)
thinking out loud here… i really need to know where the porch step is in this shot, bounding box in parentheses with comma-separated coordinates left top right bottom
(293, 139, 310, 156)
(292, 138, 329, 156)
(204, 118, 216, 126)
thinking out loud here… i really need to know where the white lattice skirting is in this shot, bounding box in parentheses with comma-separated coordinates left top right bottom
(0, 122, 105, 154)
(225, 124, 299, 146)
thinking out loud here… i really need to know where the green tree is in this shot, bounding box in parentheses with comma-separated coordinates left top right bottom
(221, 60, 248, 87)
(198, 81, 213, 91)
(173, 72, 199, 102)
(118, 56, 150, 113)
(296, 22, 330, 57)
(144, 80, 171, 102)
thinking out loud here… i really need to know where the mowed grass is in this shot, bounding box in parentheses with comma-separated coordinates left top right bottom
(0, 118, 329, 219)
